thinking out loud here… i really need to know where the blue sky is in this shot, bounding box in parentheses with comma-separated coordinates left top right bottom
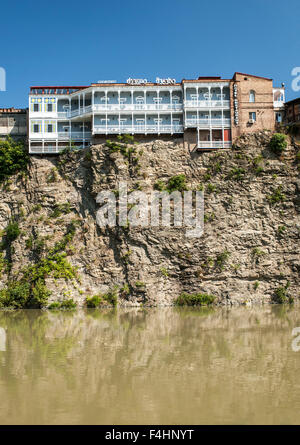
(1, 0, 299, 107)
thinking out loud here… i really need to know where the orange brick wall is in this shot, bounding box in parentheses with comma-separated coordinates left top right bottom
(231, 73, 276, 142)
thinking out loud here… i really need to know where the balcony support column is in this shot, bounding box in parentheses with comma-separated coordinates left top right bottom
(131, 89, 134, 133)
(83, 122, 85, 148)
(105, 91, 108, 134)
(157, 90, 160, 134)
(118, 90, 120, 134)
(209, 107, 212, 148)
(170, 90, 173, 134)
(92, 90, 94, 136)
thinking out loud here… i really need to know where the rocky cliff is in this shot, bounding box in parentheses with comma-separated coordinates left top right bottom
(0, 131, 299, 306)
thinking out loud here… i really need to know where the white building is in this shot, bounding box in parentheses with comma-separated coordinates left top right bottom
(28, 74, 285, 154)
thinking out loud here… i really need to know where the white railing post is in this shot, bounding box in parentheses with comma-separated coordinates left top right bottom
(170, 90, 173, 133)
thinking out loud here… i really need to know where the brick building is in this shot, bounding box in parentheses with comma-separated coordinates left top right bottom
(230, 72, 285, 141)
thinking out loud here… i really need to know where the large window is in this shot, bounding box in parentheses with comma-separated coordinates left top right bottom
(47, 103, 53, 112)
(33, 124, 40, 133)
(249, 90, 256, 103)
(33, 103, 39, 112)
(249, 112, 256, 122)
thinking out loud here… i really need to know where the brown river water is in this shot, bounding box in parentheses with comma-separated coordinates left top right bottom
(0, 306, 299, 425)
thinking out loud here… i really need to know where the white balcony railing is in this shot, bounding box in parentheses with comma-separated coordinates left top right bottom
(185, 118, 231, 127)
(67, 105, 93, 118)
(184, 100, 230, 108)
(273, 100, 285, 109)
(57, 111, 69, 118)
(197, 141, 232, 149)
(58, 131, 92, 140)
(93, 103, 183, 112)
(93, 124, 183, 134)
(29, 146, 60, 154)
(29, 144, 88, 154)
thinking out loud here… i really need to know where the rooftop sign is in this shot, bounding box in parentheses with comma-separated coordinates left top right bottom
(127, 78, 148, 85)
(126, 77, 177, 85)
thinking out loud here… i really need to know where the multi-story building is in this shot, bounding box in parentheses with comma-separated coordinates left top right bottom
(0, 108, 27, 140)
(28, 73, 285, 154)
(284, 97, 300, 129)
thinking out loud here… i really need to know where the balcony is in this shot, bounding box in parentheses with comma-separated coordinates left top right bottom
(273, 100, 285, 109)
(93, 124, 183, 134)
(197, 141, 232, 149)
(184, 99, 230, 108)
(93, 103, 183, 112)
(57, 111, 69, 118)
(58, 131, 92, 140)
(29, 146, 60, 154)
(185, 118, 231, 128)
(67, 105, 93, 118)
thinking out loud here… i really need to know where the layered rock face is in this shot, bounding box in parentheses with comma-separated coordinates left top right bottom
(0, 131, 299, 305)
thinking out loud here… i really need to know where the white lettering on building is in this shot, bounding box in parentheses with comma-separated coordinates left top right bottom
(233, 83, 239, 126)
(156, 77, 176, 85)
(127, 78, 148, 85)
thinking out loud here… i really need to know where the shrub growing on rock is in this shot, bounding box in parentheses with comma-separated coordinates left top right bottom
(272, 283, 293, 304)
(4, 221, 21, 242)
(0, 137, 29, 182)
(175, 292, 215, 306)
(167, 174, 187, 193)
(269, 133, 287, 155)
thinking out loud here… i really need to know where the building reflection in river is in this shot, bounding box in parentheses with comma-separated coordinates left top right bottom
(0, 306, 299, 425)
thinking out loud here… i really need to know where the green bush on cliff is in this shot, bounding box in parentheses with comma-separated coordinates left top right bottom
(0, 225, 78, 309)
(154, 175, 188, 193)
(269, 133, 287, 155)
(0, 137, 29, 182)
(267, 186, 285, 205)
(175, 292, 215, 306)
(167, 174, 187, 193)
(86, 288, 118, 308)
(3, 221, 21, 243)
(48, 299, 77, 310)
(0, 279, 50, 309)
(272, 282, 293, 304)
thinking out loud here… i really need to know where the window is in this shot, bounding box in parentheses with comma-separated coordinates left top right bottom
(47, 124, 53, 133)
(249, 90, 255, 103)
(33, 103, 39, 112)
(33, 124, 40, 133)
(47, 103, 53, 112)
(276, 112, 282, 123)
(249, 112, 256, 122)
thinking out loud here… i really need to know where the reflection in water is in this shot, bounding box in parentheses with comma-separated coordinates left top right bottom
(0, 306, 300, 425)
(0, 327, 5, 351)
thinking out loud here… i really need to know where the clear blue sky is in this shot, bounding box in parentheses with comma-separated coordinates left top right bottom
(1, 0, 299, 107)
